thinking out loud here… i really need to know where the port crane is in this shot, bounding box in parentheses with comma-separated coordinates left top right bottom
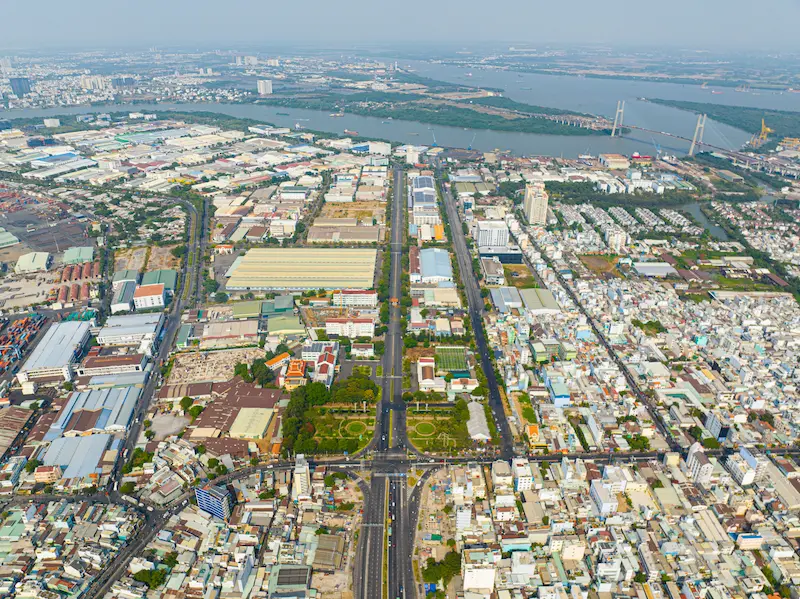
(431, 130, 437, 147)
(467, 132, 477, 150)
(750, 119, 774, 146)
(651, 137, 663, 160)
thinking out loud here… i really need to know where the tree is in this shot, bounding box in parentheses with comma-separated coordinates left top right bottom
(180, 396, 193, 413)
(25, 459, 42, 474)
(63, 382, 74, 392)
(133, 569, 167, 589)
(634, 572, 647, 584)
(188, 405, 204, 420)
(207, 458, 219, 469)
(163, 552, 178, 568)
(143, 420, 152, 429)
(196, 445, 206, 455)
(120, 482, 136, 494)
(215, 292, 229, 303)
(145, 430, 155, 440)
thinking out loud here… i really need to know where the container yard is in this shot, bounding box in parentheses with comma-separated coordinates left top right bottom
(0, 314, 46, 378)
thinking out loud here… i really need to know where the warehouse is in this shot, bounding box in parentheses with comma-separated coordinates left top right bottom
(201, 320, 259, 348)
(417, 248, 453, 284)
(42, 434, 111, 480)
(633, 262, 678, 278)
(76, 353, 148, 377)
(96, 313, 164, 354)
(306, 226, 382, 244)
(46, 387, 140, 439)
(0, 228, 20, 249)
(110, 281, 136, 314)
(17, 321, 91, 383)
(62, 246, 94, 265)
(141, 269, 178, 294)
(520, 288, 561, 314)
(228, 407, 274, 439)
(112, 269, 140, 291)
(14, 252, 51, 274)
(226, 248, 377, 290)
(490, 287, 523, 314)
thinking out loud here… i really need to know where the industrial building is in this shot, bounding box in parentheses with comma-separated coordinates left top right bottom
(141, 269, 178, 294)
(415, 248, 454, 284)
(201, 320, 259, 348)
(110, 281, 136, 314)
(14, 252, 51, 274)
(76, 353, 148, 377)
(475, 221, 510, 248)
(226, 248, 377, 290)
(62, 246, 94, 265)
(133, 283, 166, 309)
(45, 387, 140, 439)
(17, 321, 91, 383)
(96, 313, 164, 355)
(519, 288, 561, 314)
(306, 225, 382, 244)
(112, 269, 140, 291)
(42, 434, 112, 480)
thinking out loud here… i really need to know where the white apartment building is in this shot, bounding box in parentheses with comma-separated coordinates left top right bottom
(512, 458, 533, 491)
(523, 179, 549, 225)
(726, 454, 756, 486)
(590, 479, 618, 515)
(687, 442, 713, 485)
(325, 318, 375, 339)
(331, 290, 378, 309)
(292, 455, 311, 501)
(257, 79, 273, 95)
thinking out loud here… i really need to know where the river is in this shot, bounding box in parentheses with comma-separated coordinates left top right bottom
(2, 63, 798, 159)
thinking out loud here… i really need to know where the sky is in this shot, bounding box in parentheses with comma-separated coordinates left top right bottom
(3, 0, 800, 51)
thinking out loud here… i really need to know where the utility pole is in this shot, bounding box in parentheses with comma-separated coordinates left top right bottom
(689, 114, 706, 156)
(611, 100, 625, 137)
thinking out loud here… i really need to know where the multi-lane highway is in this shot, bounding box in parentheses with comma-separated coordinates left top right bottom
(439, 174, 516, 460)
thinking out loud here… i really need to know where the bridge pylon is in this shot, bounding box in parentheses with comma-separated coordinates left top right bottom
(611, 100, 625, 137)
(688, 113, 706, 156)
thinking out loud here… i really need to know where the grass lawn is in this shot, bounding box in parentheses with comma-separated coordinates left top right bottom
(308, 408, 375, 453)
(714, 276, 775, 292)
(407, 409, 471, 453)
(353, 365, 373, 377)
(435, 346, 469, 372)
(504, 264, 540, 288)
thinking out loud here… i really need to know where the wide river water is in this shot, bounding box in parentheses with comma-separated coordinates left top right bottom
(3, 63, 799, 159)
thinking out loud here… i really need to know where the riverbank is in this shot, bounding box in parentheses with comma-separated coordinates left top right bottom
(0, 102, 671, 158)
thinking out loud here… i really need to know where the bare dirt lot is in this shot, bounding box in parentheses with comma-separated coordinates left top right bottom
(321, 201, 385, 225)
(114, 247, 148, 272)
(167, 347, 265, 384)
(578, 254, 621, 278)
(148, 245, 181, 270)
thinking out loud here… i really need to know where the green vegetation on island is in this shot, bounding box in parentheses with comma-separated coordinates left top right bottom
(468, 95, 588, 117)
(257, 91, 606, 136)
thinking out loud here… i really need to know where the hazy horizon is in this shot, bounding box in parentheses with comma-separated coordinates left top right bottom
(2, 0, 800, 53)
